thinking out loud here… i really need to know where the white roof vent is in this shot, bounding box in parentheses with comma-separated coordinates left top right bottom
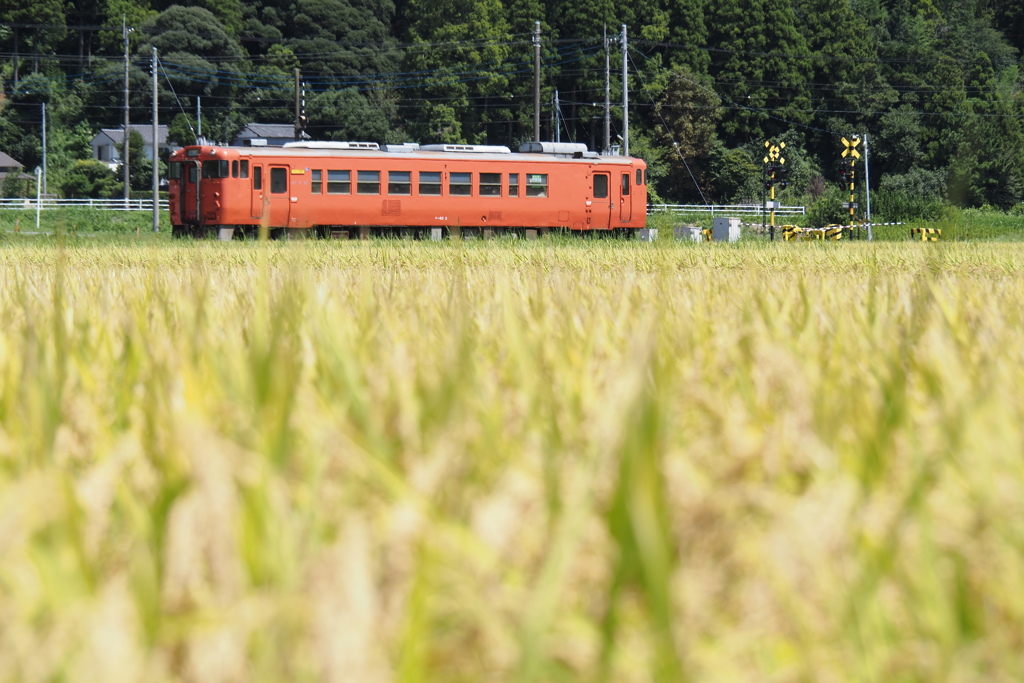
(382, 143, 421, 153)
(519, 142, 590, 155)
(283, 141, 380, 150)
(419, 144, 511, 154)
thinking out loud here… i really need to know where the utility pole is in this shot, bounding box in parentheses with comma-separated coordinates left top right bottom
(152, 46, 160, 233)
(621, 24, 628, 156)
(123, 17, 131, 203)
(863, 132, 872, 241)
(603, 26, 611, 155)
(292, 68, 299, 141)
(35, 166, 41, 231)
(554, 90, 560, 143)
(533, 21, 541, 143)
(197, 96, 202, 142)
(41, 103, 47, 196)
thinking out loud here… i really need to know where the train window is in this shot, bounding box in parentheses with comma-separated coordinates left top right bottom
(232, 160, 239, 178)
(203, 160, 229, 178)
(621, 173, 630, 196)
(636, 169, 642, 186)
(253, 166, 262, 190)
(357, 171, 380, 195)
(644, 169, 648, 185)
(241, 160, 249, 179)
(593, 174, 608, 198)
(327, 170, 350, 194)
(419, 171, 441, 195)
(311, 170, 322, 194)
(509, 173, 519, 197)
(388, 171, 411, 195)
(168, 162, 182, 180)
(270, 168, 287, 194)
(525, 174, 548, 197)
(449, 172, 472, 196)
(479, 173, 501, 196)
(187, 165, 198, 183)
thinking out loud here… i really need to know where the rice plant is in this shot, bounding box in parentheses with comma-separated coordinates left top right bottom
(1, 239, 1022, 683)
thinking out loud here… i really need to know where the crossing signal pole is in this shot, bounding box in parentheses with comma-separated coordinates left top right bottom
(763, 140, 786, 241)
(841, 137, 861, 238)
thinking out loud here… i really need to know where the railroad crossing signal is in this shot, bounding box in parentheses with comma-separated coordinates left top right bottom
(763, 140, 787, 241)
(764, 140, 786, 165)
(841, 137, 861, 159)
(841, 136, 860, 237)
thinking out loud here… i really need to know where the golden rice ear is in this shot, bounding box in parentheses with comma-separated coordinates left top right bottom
(0, 241, 1021, 682)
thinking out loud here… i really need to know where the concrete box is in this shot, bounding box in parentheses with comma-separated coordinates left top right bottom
(713, 216, 741, 243)
(674, 226, 704, 243)
(639, 228, 659, 242)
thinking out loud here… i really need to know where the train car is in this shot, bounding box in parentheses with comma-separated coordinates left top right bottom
(166, 141, 647, 238)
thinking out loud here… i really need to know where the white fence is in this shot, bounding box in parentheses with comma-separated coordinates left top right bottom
(0, 198, 169, 211)
(650, 203, 805, 216)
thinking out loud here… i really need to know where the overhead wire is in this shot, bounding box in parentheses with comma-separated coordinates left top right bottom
(626, 49, 710, 205)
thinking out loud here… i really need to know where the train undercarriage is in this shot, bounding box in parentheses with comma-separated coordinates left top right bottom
(171, 225, 640, 240)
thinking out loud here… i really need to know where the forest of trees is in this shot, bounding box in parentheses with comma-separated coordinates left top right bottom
(2, 0, 1024, 213)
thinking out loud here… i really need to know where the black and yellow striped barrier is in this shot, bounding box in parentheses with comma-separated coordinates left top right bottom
(911, 227, 941, 241)
(821, 225, 846, 240)
(782, 225, 801, 241)
(783, 225, 846, 241)
(702, 229, 713, 242)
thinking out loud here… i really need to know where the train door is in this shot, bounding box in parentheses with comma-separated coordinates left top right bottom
(268, 166, 291, 227)
(183, 161, 200, 224)
(592, 171, 612, 228)
(619, 171, 632, 222)
(251, 164, 264, 219)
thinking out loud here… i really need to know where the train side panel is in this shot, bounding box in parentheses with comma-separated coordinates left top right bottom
(168, 146, 647, 234)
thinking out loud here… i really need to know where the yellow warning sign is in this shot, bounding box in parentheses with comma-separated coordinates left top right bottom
(763, 140, 786, 165)
(841, 137, 861, 159)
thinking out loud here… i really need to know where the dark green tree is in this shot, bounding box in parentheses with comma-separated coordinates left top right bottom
(0, 0, 67, 69)
(402, 0, 513, 143)
(875, 106, 923, 176)
(167, 114, 199, 147)
(137, 6, 248, 113)
(116, 129, 152, 192)
(652, 68, 721, 200)
(283, 0, 400, 84)
(707, 0, 812, 144)
(307, 89, 390, 141)
(948, 98, 1024, 208)
(60, 160, 120, 199)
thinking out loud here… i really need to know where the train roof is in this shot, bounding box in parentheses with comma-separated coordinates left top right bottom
(174, 141, 642, 166)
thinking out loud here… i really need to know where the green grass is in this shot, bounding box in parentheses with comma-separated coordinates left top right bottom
(1, 238, 1023, 682)
(648, 205, 1024, 241)
(0, 208, 171, 235)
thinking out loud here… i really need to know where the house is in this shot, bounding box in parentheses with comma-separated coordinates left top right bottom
(91, 125, 179, 169)
(0, 152, 35, 195)
(232, 123, 305, 147)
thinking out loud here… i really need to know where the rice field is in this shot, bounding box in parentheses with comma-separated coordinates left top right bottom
(1, 237, 1023, 683)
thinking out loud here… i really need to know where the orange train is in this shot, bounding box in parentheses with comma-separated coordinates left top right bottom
(166, 141, 648, 238)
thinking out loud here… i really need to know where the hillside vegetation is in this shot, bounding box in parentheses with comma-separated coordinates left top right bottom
(2, 0, 1024, 215)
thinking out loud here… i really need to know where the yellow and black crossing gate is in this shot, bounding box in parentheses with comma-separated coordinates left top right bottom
(911, 227, 942, 241)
